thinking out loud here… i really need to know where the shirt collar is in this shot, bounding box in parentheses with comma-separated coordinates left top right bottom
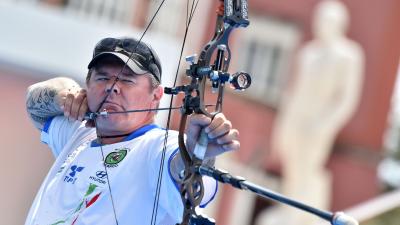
(90, 124, 160, 147)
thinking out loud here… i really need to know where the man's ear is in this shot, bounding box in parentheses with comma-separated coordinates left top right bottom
(151, 86, 163, 107)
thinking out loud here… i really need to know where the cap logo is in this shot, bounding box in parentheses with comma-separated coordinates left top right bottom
(114, 46, 124, 52)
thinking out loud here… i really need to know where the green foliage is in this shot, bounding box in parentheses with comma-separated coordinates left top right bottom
(361, 207, 400, 225)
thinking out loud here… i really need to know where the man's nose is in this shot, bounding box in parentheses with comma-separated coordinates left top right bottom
(105, 78, 120, 94)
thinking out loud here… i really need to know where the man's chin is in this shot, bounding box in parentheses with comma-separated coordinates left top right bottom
(95, 119, 131, 134)
(94, 114, 124, 127)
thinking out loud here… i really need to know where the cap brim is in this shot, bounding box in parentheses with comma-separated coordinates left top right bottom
(88, 52, 148, 75)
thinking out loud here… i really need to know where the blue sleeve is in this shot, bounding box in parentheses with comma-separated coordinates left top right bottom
(40, 116, 55, 145)
(40, 116, 82, 157)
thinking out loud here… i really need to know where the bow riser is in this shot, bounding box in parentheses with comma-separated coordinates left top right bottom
(165, 1, 252, 224)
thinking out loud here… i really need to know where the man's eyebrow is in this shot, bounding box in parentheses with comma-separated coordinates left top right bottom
(94, 66, 109, 73)
(93, 71, 109, 76)
(120, 69, 138, 77)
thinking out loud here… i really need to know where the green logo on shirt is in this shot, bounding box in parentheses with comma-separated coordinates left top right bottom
(105, 148, 128, 167)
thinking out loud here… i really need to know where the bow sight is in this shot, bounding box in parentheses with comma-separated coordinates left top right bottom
(164, 44, 252, 115)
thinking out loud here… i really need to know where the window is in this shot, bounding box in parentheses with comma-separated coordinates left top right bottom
(234, 15, 301, 107)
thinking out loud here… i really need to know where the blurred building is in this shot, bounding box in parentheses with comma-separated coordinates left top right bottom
(209, 1, 400, 224)
(1, 0, 399, 225)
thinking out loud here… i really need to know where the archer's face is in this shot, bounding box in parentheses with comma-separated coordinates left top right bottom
(86, 62, 162, 135)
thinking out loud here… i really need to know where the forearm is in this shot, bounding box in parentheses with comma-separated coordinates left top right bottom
(26, 77, 81, 130)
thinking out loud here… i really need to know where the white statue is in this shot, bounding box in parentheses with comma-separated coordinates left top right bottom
(257, 0, 365, 224)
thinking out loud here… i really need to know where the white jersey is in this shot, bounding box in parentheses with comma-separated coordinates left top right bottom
(25, 116, 217, 225)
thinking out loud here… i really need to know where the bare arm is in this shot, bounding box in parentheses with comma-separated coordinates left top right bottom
(26, 77, 82, 130)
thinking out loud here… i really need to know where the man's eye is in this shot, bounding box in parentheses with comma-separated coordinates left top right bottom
(121, 79, 135, 83)
(96, 77, 109, 81)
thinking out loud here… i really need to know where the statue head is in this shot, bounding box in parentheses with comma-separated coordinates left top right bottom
(312, 0, 349, 42)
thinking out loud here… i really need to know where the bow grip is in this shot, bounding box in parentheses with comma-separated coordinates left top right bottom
(193, 129, 209, 160)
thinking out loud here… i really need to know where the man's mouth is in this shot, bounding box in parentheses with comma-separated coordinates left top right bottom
(101, 102, 123, 112)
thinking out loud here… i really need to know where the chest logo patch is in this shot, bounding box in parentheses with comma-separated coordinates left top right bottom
(64, 165, 85, 184)
(105, 148, 128, 167)
(89, 171, 107, 185)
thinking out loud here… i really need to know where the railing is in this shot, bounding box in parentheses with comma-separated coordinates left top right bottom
(351, 189, 400, 225)
(314, 189, 400, 225)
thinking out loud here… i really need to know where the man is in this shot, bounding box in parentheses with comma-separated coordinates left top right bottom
(25, 37, 239, 225)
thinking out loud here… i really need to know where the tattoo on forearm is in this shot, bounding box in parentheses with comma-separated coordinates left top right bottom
(27, 88, 62, 125)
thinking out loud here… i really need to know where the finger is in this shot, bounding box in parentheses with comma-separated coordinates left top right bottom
(59, 97, 66, 111)
(56, 89, 70, 110)
(77, 96, 88, 121)
(185, 114, 212, 153)
(63, 93, 74, 118)
(186, 114, 212, 135)
(205, 140, 240, 158)
(215, 129, 239, 145)
(207, 120, 232, 139)
(190, 114, 212, 127)
(70, 90, 86, 120)
(222, 140, 240, 152)
(205, 113, 226, 133)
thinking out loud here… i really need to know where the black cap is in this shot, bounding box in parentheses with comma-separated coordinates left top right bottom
(88, 37, 162, 82)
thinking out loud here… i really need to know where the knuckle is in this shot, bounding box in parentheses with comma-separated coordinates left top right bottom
(66, 94, 75, 101)
(233, 129, 239, 138)
(64, 99, 71, 106)
(236, 142, 240, 150)
(72, 105, 78, 112)
(216, 115, 225, 122)
(79, 92, 87, 99)
(75, 93, 83, 99)
(215, 112, 225, 119)
(223, 121, 231, 130)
